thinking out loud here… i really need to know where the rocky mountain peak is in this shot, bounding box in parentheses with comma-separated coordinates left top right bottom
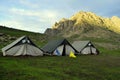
(45, 11, 120, 37)
(70, 11, 99, 20)
(111, 16, 120, 20)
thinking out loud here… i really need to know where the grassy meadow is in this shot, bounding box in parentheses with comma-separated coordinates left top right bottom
(0, 26, 120, 80)
(0, 53, 120, 80)
(0, 45, 120, 80)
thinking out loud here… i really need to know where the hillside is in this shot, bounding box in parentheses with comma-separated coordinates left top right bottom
(0, 26, 47, 53)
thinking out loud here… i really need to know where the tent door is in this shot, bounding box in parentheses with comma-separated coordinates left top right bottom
(62, 44, 66, 56)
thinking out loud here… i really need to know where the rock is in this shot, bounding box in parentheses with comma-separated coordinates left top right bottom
(9, 37, 16, 40)
(0, 33, 4, 36)
(44, 28, 60, 36)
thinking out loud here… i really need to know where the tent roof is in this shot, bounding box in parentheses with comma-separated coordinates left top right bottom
(42, 39, 65, 53)
(2, 36, 26, 52)
(72, 41, 91, 52)
(2, 36, 39, 52)
(42, 39, 76, 53)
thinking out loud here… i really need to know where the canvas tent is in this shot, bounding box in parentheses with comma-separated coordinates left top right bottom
(42, 39, 77, 56)
(2, 36, 43, 56)
(72, 41, 99, 55)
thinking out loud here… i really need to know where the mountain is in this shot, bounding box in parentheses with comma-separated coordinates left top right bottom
(45, 11, 120, 38)
(44, 11, 120, 50)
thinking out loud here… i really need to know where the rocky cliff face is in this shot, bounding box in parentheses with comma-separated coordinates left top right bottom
(44, 28, 60, 36)
(45, 11, 120, 38)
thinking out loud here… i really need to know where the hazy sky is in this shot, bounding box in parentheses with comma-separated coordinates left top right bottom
(0, 0, 120, 33)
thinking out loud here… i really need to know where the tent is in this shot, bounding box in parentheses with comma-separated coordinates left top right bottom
(42, 39, 77, 56)
(2, 36, 43, 56)
(72, 41, 99, 55)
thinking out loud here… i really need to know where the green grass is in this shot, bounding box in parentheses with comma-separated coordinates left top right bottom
(0, 26, 36, 36)
(0, 54, 120, 80)
(0, 26, 120, 80)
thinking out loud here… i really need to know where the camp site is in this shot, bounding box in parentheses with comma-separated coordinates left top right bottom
(0, 27, 120, 80)
(0, 0, 120, 79)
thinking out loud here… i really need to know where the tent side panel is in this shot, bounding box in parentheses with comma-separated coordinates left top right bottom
(91, 47, 98, 55)
(53, 45, 64, 56)
(66, 45, 75, 55)
(5, 44, 43, 56)
(5, 45, 24, 56)
(26, 44, 43, 56)
(81, 47, 91, 54)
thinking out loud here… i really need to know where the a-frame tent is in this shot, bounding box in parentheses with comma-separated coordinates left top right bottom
(2, 36, 43, 56)
(42, 39, 77, 56)
(72, 41, 99, 55)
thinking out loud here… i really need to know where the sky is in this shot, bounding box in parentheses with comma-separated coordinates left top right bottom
(0, 0, 120, 33)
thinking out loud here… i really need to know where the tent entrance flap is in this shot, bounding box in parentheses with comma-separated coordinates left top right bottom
(62, 44, 66, 56)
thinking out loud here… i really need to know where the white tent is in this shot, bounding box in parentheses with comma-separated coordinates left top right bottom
(2, 36, 43, 56)
(72, 41, 99, 55)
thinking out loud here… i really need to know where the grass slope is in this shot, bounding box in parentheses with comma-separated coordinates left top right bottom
(0, 54, 120, 80)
